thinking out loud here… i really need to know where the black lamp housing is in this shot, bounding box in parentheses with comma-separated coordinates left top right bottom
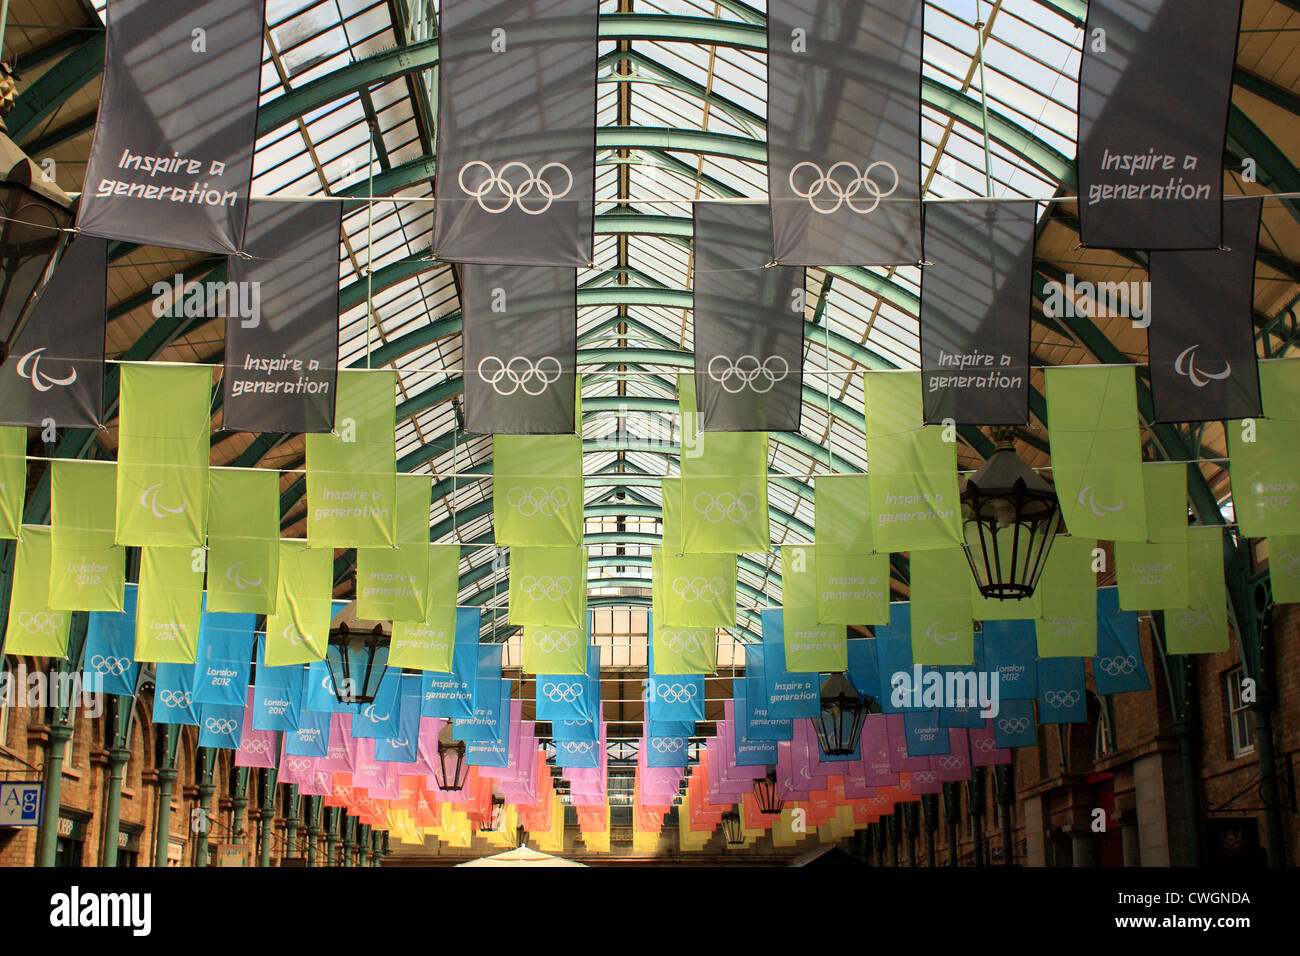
(324, 622, 390, 705)
(721, 809, 744, 846)
(752, 767, 784, 816)
(814, 672, 869, 757)
(433, 723, 470, 792)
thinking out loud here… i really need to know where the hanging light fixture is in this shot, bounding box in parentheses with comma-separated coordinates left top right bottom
(752, 767, 783, 816)
(479, 797, 506, 833)
(814, 672, 869, 757)
(0, 65, 75, 367)
(721, 809, 744, 846)
(324, 622, 390, 704)
(432, 723, 470, 792)
(960, 426, 1062, 600)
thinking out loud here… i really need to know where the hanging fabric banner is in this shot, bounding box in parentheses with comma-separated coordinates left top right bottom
(1165, 526, 1230, 654)
(492, 434, 583, 548)
(0, 428, 21, 538)
(77, 0, 265, 254)
(206, 468, 280, 614)
(199, 701, 245, 750)
(1033, 536, 1099, 657)
(678, 376, 770, 553)
(908, 548, 975, 666)
(357, 474, 433, 621)
(780, 546, 847, 672)
(390, 545, 461, 671)
(0, 236, 106, 429)
(693, 203, 804, 432)
(1116, 462, 1190, 611)
(432, 0, 597, 266)
(134, 546, 204, 664)
(976, 619, 1037, 701)
(1036, 657, 1087, 724)
(1076, 0, 1243, 249)
(284, 707, 331, 758)
(263, 541, 333, 666)
(992, 698, 1037, 749)
(649, 608, 716, 677)
(50, 460, 125, 612)
(740, 637, 791, 742)
(1044, 365, 1148, 541)
(252, 639, 305, 732)
(305, 369, 397, 547)
(522, 624, 586, 676)
(194, 610, 256, 707)
(920, 200, 1036, 426)
(83, 584, 140, 695)
(223, 199, 340, 433)
(657, 547, 737, 628)
(115, 363, 211, 548)
(1269, 537, 1300, 605)
(731, 686, 778, 767)
(813, 474, 889, 625)
(872, 602, 913, 714)
(153, 662, 199, 726)
(418, 608, 480, 720)
(236, 687, 280, 766)
(756, 611, 819, 719)
(865, 371, 961, 552)
(374, 675, 424, 763)
(4, 527, 71, 657)
(1228, 358, 1300, 537)
(647, 640, 706, 726)
(508, 546, 587, 628)
(1148, 198, 1262, 422)
(767, 0, 924, 265)
(1094, 588, 1150, 695)
(461, 263, 577, 434)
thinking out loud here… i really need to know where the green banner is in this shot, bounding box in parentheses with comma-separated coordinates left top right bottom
(0, 426, 23, 539)
(306, 369, 397, 547)
(1164, 526, 1229, 654)
(1044, 365, 1148, 542)
(522, 624, 587, 675)
(508, 546, 587, 627)
(1228, 358, 1300, 537)
(1267, 536, 1300, 605)
(264, 541, 333, 665)
(115, 363, 211, 548)
(651, 549, 718, 674)
(780, 544, 816, 606)
(970, 573, 1040, 621)
(50, 460, 125, 612)
(656, 546, 736, 628)
(4, 526, 71, 657)
(908, 547, 975, 665)
(679, 375, 769, 553)
(389, 545, 461, 671)
(1034, 535, 1099, 657)
(134, 546, 204, 664)
(815, 549, 890, 625)
(357, 473, 432, 621)
(815, 474, 874, 552)
(864, 371, 961, 552)
(206, 468, 280, 614)
(661, 477, 684, 553)
(493, 434, 583, 548)
(1116, 462, 1191, 612)
(781, 605, 847, 673)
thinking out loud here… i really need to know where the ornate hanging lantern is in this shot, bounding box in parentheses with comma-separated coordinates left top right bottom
(752, 767, 783, 816)
(814, 672, 868, 757)
(324, 622, 389, 704)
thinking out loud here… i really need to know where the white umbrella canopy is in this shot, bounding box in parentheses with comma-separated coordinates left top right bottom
(456, 847, 587, 867)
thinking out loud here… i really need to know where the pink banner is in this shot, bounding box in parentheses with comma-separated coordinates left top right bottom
(235, 687, 278, 769)
(970, 720, 1011, 766)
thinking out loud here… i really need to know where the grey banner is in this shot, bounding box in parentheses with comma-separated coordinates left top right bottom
(222, 200, 341, 433)
(1148, 198, 1262, 423)
(1077, 0, 1243, 250)
(920, 200, 1036, 426)
(461, 263, 577, 434)
(693, 204, 804, 433)
(76, 0, 265, 254)
(432, 0, 597, 267)
(0, 236, 107, 428)
(767, 0, 924, 266)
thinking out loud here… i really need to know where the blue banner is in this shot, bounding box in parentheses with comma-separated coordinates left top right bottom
(742, 636, 792, 741)
(873, 603, 913, 714)
(199, 700, 244, 749)
(759, 609, 820, 718)
(646, 635, 705, 723)
(285, 706, 331, 757)
(348, 670, 403, 739)
(733, 682, 778, 766)
(374, 673, 423, 763)
(537, 644, 599, 723)
(647, 733, 690, 768)
(465, 682, 513, 767)
(251, 638, 305, 732)
(1094, 587, 1150, 695)
(648, 719, 695, 738)
(992, 698, 1037, 749)
(457, 679, 511, 744)
(555, 735, 601, 769)
(977, 619, 1037, 700)
(847, 637, 882, 706)
(153, 661, 199, 726)
(419, 608, 480, 719)
(553, 718, 599, 743)
(1037, 657, 1087, 724)
(903, 710, 949, 757)
(194, 610, 256, 707)
(84, 583, 139, 695)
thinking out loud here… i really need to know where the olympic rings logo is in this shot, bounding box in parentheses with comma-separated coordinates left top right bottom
(938, 755, 963, 770)
(656, 682, 698, 705)
(159, 690, 192, 709)
(788, 160, 899, 215)
(285, 757, 312, 773)
(532, 630, 578, 653)
(519, 575, 572, 602)
(1171, 609, 1215, 632)
(671, 576, 726, 602)
(1097, 655, 1138, 676)
(477, 356, 563, 396)
(560, 740, 593, 754)
(692, 492, 757, 524)
(912, 771, 937, 784)
(541, 681, 583, 703)
(506, 485, 570, 517)
(90, 655, 130, 675)
(1278, 553, 1300, 578)
(706, 355, 789, 394)
(997, 717, 1029, 735)
(1042, 690, 1080, 709)
(651, 737, 684, 753)
(973, 737, 998, 753)
(660, 630, 705, 653)
(204, 718, 237, 736)
(18, 611, 64, 634)
(242, 739, 272, 755)
(457, 161, 574, 215)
